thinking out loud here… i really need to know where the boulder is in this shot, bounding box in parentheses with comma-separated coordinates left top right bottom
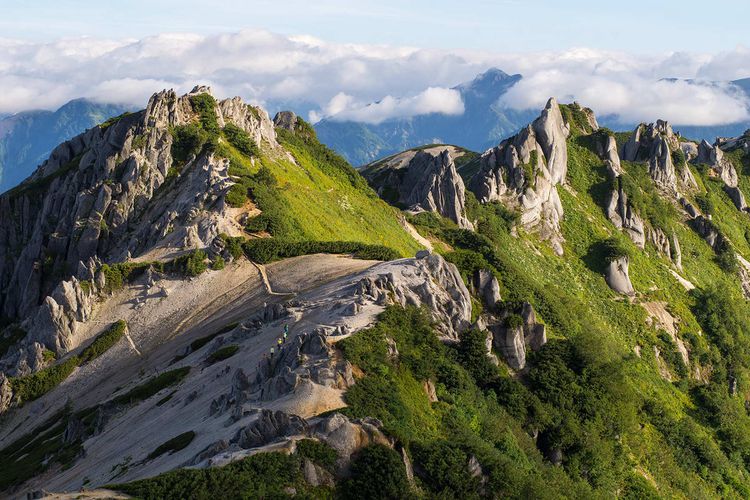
(605, 257, 635, 295)
(724, 185, 748, 211)
(494, 325, 526, 371)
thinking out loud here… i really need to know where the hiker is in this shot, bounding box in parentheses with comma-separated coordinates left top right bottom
(277, 337, 283, 347)
(270, 347, 275, 357)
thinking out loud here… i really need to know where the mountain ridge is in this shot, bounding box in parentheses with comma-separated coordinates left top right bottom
(3, 87, 750, 499)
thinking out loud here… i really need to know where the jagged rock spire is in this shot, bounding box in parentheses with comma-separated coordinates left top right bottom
(469, 97, 570, 254)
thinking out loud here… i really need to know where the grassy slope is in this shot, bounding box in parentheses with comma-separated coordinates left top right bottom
(219, 120, 420, 257)
(403, 118, 750, 497)
(260, 143, 419, 256)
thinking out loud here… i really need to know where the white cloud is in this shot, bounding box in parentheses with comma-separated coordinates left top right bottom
(326, 87, 464, 124)
(0, 30, 748, 127)
(488, 47, 750, 126)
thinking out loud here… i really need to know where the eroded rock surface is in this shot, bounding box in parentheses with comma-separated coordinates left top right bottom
(363, 147, 473, 229)
(470, 98, 570, 254)
(605, 257, 635, 295)
(622, 120, 679, 191)
(0, 86, 276, 363)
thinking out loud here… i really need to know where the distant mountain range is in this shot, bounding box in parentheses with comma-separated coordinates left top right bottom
(1, 71, 749, 193)
(0, 99, 129, 192)
(313, 69, 750, 166)
(314, 69, 538, 166)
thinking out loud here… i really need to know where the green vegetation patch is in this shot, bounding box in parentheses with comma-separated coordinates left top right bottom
(206, 345, 239, 364)
(10, 356, 80, 404)
(147, 431, 196, 460)
(79, 320, 127, 364)
(295, 439, 338, 472)
(112, 367, 190, 406)
(111, 450, 309, 499)
(242, 238, 399, 264)
(223, 122, 259, 158)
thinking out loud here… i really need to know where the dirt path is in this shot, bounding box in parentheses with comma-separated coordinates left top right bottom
(251, 261, 295, 296)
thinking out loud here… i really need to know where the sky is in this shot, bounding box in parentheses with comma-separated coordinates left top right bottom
(2, 0, 749, 53)
(1, 1, 749, 125)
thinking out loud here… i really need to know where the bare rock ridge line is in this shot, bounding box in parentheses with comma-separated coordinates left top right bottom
(3, 252, 472, 492)
(0, 85, 281, 373)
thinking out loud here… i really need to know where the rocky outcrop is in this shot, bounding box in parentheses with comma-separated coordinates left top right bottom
(596, 134, 623, 178)
(471, 268, 502, 309)
(672, 233, 683, 271)
(469, 98, 570, 254)
(0, 86, 278, 360)
(20, 277, 96, 353)
(606, 182, 646, 248)
(647, 227, 671, 260)
(691, 215, 723, 251)
(273, 111, 298, 131)
(725, 186, 748, 212)
(622, 121, 679, 191)
(310, 413, 391, 464)
(354, 251, 472, 340)
(605, 256, 635, 295)
(697, 140, 738, 186)
(694, 139, 748, 211)
(364, 148, 473, 229)
(248, 332, 353, 403)
(0, 373, 12, 413)
(234, 409, 309, 449)
(484, 301, 547, 370)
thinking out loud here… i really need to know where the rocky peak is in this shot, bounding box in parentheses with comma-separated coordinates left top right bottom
(694, 139, 747, 211)
(697, 139, 739, 187)
(534, 98, 571, 185)
(273, 111, 298, 131)
(469, 98, 570, 254)
(363, 146, 474, 229)
(622, 120, 683, 191)
(0, 87, 277, 347)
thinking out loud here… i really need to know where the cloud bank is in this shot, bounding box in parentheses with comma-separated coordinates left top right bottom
(0, 30, 749, 126)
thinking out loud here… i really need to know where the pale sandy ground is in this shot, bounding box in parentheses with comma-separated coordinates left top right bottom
(1, 254, 379, 500)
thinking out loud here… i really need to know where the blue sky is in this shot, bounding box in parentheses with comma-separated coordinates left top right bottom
(0, 0, 749, 126)
(2, 0, 748, 53)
